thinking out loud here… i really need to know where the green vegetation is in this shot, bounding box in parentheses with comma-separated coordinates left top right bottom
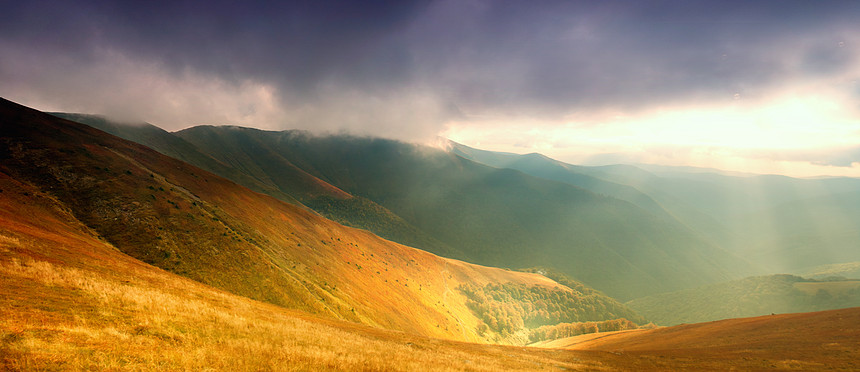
(171, 127, 747, 300)
(459, 279, 645, 337)
(627, 274, 860, 326)
(528, 319, 638, 343)
(303, 195, 462, 258)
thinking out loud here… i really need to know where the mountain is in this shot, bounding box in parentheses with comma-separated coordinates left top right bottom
(170, 126, 751, 300)
(0, 165, 590, 370)
(1, 98, 641, 345)
(4, 99, 860, 370)
(800, 261, 860, 280)
(449, 141, 672, 220)
(451, 143, 860, 274)
(51, 113, 465, 260)
(726, 192, 860, 272)
(535, 307, 860, 371)
(592, 167, 860, 272)
(626, 274, 860, 326)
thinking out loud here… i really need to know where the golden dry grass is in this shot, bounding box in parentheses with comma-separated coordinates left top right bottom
(0, 250, 596, 371)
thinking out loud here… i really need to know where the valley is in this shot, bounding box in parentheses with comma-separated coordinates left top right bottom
(1, 98, 859, 370)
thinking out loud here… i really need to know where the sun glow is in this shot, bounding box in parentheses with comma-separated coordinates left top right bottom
(444, 94, 860, 178)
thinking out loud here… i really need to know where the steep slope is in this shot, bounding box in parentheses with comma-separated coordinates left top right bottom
(626, 274, 860, 326)
(0, 98, 638, 344)
(50, 113, 304, 206)
(54, 113, 463, 260)
(0, 171, 592, 371)
(536, 307, 860, 371)
(175, 127, 751, 300)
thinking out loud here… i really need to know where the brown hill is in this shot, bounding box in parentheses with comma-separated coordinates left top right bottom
(5, 178, 857, 370)
(0, 97, 634, 344)
(3, 98, 859, 370)
(0, 169, 590, 370)
(536, 307, 860, 370)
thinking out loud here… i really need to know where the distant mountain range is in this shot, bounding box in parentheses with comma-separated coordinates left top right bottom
(450, 140, 860, 275)
(3, 98, 859, 369)
(58, 113, 756, 301)
(45, 105, 860, 310)
(1, 98, 643, 345)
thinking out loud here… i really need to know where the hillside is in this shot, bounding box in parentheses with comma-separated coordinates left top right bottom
(453, 142, 860, 277)
(5, 170, 854, 371)
(626, 274, 860, 326)
(0, 169, 591, 370)
(534, 307, 860, 371)
(449, 141, 672, 220)
(51, 113, 465, 260)
(1, 98, 640, 344)
(172, 126, 750, 300)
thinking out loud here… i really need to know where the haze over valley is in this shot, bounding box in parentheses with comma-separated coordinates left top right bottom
(3, 1, 860, 370)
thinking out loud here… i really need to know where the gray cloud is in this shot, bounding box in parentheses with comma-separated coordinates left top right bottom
(2, 0, 860, 140)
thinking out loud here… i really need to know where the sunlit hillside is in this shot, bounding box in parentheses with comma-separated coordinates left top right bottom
(0, 171, 590, 371)
(1, 98, 640, 345)
(535, 307, 860, 371)
(156, 125, 749, 301)
(4, 98, 860, 370)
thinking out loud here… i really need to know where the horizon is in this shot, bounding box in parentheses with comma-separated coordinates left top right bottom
(2, 1, 860, 178)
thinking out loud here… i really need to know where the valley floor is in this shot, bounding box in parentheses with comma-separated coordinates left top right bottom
(536, 307, 860, 371)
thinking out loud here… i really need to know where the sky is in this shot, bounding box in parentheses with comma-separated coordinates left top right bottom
(2, 0, 860, 177)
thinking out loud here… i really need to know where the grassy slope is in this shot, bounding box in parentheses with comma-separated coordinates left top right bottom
(7, 170, 855, 371)
(626, 274, 860, 326)
(2, 98, 646, 345)
(50, 113, 304, 207)
(0, 172, 593, 371)
(57, 114, 463, 260)
(2, 98, 572, 343)
(175, 127, 746, 301)
(535, 307, 860, 371)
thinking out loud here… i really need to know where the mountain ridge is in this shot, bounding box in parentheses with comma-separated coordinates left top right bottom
(2, 98, 641, 344)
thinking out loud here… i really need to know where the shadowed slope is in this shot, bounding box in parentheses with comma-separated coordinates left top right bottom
(449, 141, 672, 220)
(0, 171, 592, 371)
(54, 113, 463, 260)
(176, 127, 751, 300)
(1, 98, 637, 344)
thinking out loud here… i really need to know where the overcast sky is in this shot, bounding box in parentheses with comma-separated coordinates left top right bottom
(2, 0, 860, 177)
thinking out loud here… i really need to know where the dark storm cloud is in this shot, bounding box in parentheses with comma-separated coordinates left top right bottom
(0, 0, 426, 92)
(2, 0, 860, 136)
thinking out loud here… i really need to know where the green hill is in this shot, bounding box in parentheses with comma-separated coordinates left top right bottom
(449, 141, 673, 221)
(627, 274, 860, 326)
(172, 127, 751, 301)
(52, 113, 463, 259)
(452, 142, 860, 275)
(2, 98, 641, 344)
